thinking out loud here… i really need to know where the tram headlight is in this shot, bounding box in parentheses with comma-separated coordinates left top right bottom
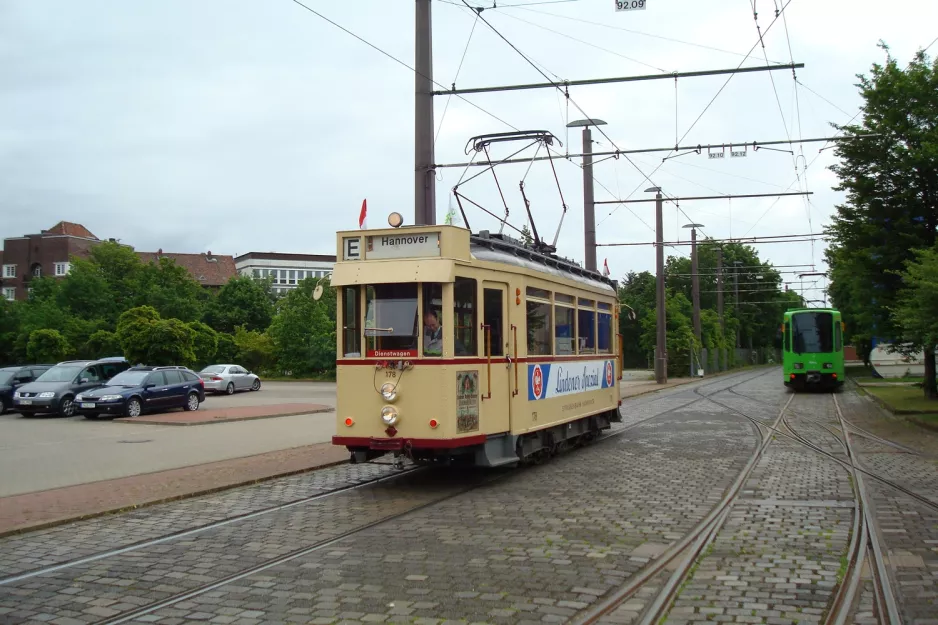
(793, 363, 804, 370)
(823, 363, 833, 369)
(380, 382, 398, 402)
(381, 405, 399, 426)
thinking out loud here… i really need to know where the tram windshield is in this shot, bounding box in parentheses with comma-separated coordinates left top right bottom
(364, 284, 419, 357)
(791, 312, 834, 354)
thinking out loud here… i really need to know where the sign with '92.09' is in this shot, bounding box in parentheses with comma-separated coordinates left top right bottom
(615, 0, 646, 11)
(528, 359, 616, 401)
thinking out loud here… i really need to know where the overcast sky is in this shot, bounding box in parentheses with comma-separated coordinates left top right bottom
(2, 0, 936, 300)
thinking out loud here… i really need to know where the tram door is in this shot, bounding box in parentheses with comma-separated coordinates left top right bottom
(480, 282, 511, 433)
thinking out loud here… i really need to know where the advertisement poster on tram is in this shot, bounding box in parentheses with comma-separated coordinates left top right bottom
(456, 371, 479, 433)
(528, 359, 616, 401)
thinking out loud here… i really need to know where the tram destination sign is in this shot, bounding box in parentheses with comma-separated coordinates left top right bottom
(366, 232, 441, 260)
(528, 359, 616, 401)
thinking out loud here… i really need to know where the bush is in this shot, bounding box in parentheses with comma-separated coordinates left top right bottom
(27, 329, 69, 363)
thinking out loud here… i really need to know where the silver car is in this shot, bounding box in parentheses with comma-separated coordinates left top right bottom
(198, 365, 261, 395)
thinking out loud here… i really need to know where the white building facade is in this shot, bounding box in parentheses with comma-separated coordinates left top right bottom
(234, 252, 336, 295)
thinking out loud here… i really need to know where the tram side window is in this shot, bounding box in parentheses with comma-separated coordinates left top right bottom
(364, 284, 419, 356)
(454, 278, 477, 356)
(834, 320, 842, 351)
(597, 302, 613, 354)
(578, 299, 596, 354)
(784, 321, 791, 352)
(526, 288, 552, 356)
(423, 283, 443, 357)
(342, 286, 361, 357)
(555, 294, 575, 355)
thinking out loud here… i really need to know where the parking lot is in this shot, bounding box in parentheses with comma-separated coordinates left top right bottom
(0, 381, 337, 497)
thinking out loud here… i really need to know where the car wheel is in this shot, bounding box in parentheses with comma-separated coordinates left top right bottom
(226, 383, 235, 395)
(251, 379, 261, 391)
(184, 392, 200, 411)
(125, 398, 142, 418)
(59, 397, 76, 418)
(0, 396, 7, 414)
(84, 413, 100, 420)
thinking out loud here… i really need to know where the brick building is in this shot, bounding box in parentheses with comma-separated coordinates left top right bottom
(1, 221, 101, 301)
(138, 250, 237, 291)
(2, 221, 236, 301)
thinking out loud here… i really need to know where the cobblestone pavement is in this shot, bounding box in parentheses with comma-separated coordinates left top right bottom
(659, 392, 856, 625)
(1, 369, 934, 625)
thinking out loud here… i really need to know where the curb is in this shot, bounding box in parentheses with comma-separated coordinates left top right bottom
(619, 365, 772, 400)
(0, 454, 349, 538)
(115, 406, 334, 426)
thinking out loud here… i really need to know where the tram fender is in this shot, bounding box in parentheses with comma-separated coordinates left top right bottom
(474, 433, 520, 467)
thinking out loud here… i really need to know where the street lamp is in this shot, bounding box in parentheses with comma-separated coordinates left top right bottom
(646, 186, 666, 383)
(567, 119, 608, 272)
(683, 223, 705, 375)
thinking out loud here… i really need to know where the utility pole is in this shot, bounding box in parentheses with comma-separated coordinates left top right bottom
(648, 187, 666, 383)
(734, 261, 742, 348)
(415, 0, 436, 225)
(567, 119, 606, 272)
(683, 223, 704, 348)
(717, 247, 725, 372)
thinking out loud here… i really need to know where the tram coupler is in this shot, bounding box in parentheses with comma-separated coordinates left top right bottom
(393, 451, 406, 470)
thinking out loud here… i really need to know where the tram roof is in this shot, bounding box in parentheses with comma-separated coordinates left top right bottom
(332, 224, 616, 293)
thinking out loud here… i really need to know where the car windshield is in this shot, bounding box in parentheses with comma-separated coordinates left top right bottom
(0, 371, 15, 385)
(106, 371, 151, 386)
(201, 365, 226, 374)
(35, 365, 84, 383)
(792, 312, 834, 354)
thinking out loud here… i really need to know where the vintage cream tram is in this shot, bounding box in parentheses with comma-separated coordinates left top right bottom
(331, 218, 622, 467)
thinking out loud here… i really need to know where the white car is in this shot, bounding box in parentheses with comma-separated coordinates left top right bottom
(198, 365, 261, 395)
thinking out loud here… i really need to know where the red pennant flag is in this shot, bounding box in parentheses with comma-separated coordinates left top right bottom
(603, 258, 610, 276)
(358, 199, 367, 229)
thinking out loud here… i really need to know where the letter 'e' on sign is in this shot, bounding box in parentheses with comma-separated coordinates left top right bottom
(343, 237, 362, 261)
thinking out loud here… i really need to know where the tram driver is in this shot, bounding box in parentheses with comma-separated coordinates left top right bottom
(424, 309, 443, 356)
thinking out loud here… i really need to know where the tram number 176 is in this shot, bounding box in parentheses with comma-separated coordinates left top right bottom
(615, 0, 646, 11)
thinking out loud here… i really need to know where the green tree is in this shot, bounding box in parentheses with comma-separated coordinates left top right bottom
(204, 275, 274, 333)
(891, 246, 938, 398)
(826, 45, 938, 394)
(233, 326, 274, 373)
(618, 271, 655, 368)
(520, 224, 533, 246)
(267, 278, 337, 376)
(187, 321, 219, 368)
(214, 333, 238, 363)
(86, 330, 123, 359)
(640, 291, 696, 377)
(137, 258, 206, 322)
(116, 306, 195, 365)
(27, 329, 69, 363)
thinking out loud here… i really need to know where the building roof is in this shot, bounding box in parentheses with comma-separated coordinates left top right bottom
(41, 221, 99, 240)
(137, 251, 237, 287)
(234, 252, 336, 264)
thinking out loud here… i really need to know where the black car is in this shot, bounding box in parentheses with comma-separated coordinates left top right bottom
(0, 365, 53, 414)
(13, 358, 131, 417)
(75, 366, 206, 419)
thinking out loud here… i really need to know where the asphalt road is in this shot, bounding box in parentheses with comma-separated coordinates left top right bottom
(0, 381, 337, 497)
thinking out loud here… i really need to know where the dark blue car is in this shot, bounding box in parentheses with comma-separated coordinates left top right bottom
(75, 366, 205, 419)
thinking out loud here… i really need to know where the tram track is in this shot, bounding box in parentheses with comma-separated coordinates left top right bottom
(701, 387, 924, 624)
(571, 372, 793, 625)
(575, 374, 931, 625)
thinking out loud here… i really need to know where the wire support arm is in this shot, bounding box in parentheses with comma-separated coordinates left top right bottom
(594, 191, 813, 205)
(432, 64, 805, 96)
(434, 135, 879, 169)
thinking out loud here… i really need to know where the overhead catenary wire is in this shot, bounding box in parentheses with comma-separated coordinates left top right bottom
(597, 0, 796, 227)
(288, 0, 519, 133)
(435, 11, 481, 146)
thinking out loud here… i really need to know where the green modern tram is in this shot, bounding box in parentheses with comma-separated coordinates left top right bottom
(781, 308, 845, 390)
